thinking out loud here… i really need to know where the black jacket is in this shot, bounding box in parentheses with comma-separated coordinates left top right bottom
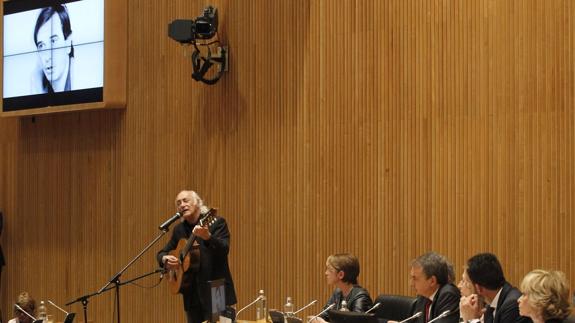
(319, 285, 373, 321)
(492, 283, 532, 323)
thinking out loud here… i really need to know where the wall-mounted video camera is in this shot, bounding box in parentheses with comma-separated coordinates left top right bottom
(168, 5, 227, 85)
(168, 5, 218, 43)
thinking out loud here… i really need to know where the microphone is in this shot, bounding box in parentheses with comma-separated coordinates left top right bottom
(14, 304, 38, 321)
(365, 302, 381, 314)
(236, 295, 263, 318)
(293, 300, 317, 315)
(427, 310, 453, 323)
(158, 212, 182, 231)
(398, 311, 422, 323)
(48, 300, 70, 315)
(307, 303, 335, 323)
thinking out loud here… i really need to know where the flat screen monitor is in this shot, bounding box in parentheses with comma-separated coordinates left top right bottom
(3, 0, 104, 112)
(1, 0, 126, 116)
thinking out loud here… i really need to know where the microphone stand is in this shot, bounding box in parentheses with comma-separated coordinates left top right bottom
(236, 296, 263, 319)
(365, 302, 381, 314)
(307, 304, 335, 323)
(67, 268, 164, 323)
(398, 312, 422, 323)
(427, 310, 454, 323)
(67, 229, 170, 323)
(293, 300, 318, 315)
(14, 304, 39, 322)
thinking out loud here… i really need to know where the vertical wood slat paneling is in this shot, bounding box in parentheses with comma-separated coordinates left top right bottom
(1, 1, 574, 322)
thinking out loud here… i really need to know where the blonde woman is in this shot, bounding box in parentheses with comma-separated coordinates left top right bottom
(518, 269, 572, 323)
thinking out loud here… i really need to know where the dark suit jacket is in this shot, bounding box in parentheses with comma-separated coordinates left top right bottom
(492, 283, 532, 323)
(157, 215, 237, 314)
(378, 284, 459, 323)
(412, 283, 460, 323)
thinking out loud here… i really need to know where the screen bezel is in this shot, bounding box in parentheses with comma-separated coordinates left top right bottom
(0, 0, 126, 117)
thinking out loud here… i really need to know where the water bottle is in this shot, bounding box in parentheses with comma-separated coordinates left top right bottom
(256, 290, 268, 323)
(340, 300, 348, 312)
(38, 300, 48, 321)
(284, 297, 294, 317)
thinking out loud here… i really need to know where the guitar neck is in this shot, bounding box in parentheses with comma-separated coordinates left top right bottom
(181, 233, 198, 257)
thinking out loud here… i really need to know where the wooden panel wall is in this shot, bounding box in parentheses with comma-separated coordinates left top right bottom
(1, 0, 574, 322)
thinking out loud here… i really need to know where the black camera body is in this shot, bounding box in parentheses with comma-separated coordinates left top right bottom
(168, 5, 227, 85)
(194, 6, 218, 39)
(168, 5, 218, 43)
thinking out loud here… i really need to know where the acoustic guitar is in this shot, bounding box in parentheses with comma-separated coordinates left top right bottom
(166, 208, 218, 294)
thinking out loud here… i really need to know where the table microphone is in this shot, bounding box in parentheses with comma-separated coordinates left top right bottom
(48, 300, 70, 315)
(427, 310, 453, 323)
(398, 311, 422, 323)
(236, 295, 263, 318)
(14, 304, 38, 321)
(307, 303, 335, 323)
(365, 302, 381, 314)
(293, 300, 318, 315)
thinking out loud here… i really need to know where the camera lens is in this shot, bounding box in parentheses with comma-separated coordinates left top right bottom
(195, 20, 213, 38)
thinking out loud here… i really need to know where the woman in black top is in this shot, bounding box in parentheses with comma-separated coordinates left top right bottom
(314, 253, 373, 322)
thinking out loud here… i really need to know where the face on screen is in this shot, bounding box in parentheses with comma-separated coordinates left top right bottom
(35, 13, 72, 88)
(3, 0, 105, 110)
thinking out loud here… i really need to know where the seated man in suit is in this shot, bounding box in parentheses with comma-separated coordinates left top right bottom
(460, 253, 532, 323)
(387, 252, 460, 323)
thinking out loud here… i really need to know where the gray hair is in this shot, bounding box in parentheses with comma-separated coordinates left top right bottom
(411, 252, 455, 285)
(181, 190, 210, 214)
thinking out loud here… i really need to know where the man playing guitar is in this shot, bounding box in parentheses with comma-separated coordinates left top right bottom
(157, 190, 237, 323)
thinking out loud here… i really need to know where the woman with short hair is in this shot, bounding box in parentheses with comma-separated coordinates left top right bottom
(518, 269, 572, 323)
(313, 253, 373, 323)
